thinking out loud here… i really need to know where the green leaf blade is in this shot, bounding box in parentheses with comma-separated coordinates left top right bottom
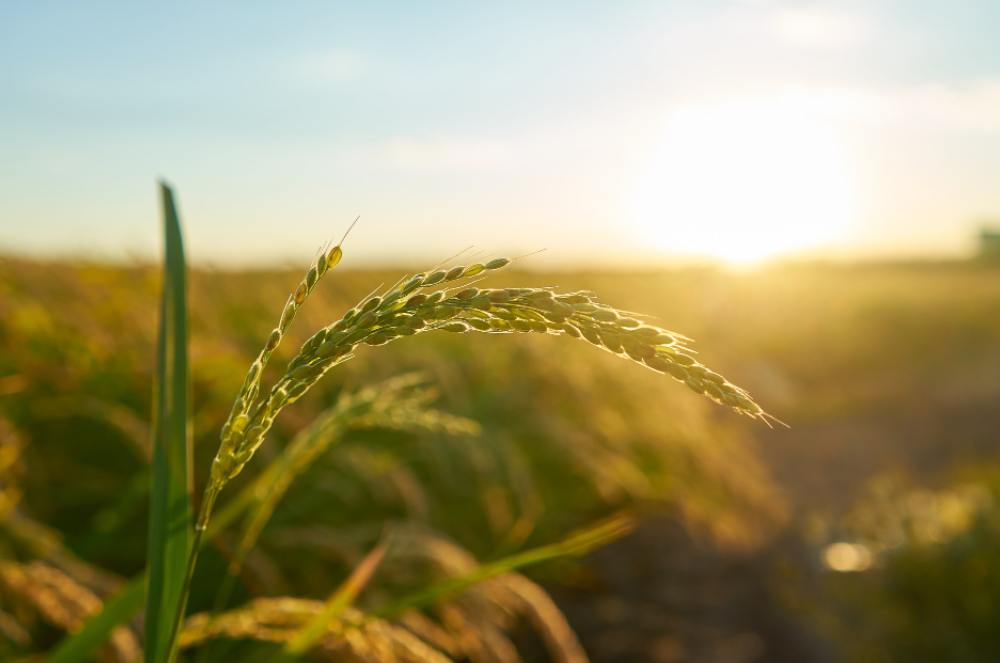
(145, 181, 192, 663)
(377, 513, 635, 619)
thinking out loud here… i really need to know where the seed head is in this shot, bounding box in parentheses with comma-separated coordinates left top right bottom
(599, 331, 623, 353)
(590, 308, 618, 323)
(245, 361, 262, 385)
(685, 375, 705, 394)
(439, 321, 471, 333)
(702, 370, 725, 385)
(365, 331, 393, 345)
(465, 318, 491, 331)
(210, 255, 772, 520)
(267, 386, 289, 411)
(437, 305, 460, 319)
(293, 283, 307, 306)
(381, 290, 403, 308)
(265, 329, 281, 351)
(401, 275, 425, 294)
(405, 293, 428, 308)
(485, 257, 510, 270)
(666, 363, 688, 380)
(360, 296, 381, 314)
(327, 245, 343, 269)
(422, 270, 447, 286)
(278, 302, 295, 330)
(672, 352, 695, 366)
(526, 290, 554, 303)
(403, 314, 425, 329)
(302, 329, 327, 353)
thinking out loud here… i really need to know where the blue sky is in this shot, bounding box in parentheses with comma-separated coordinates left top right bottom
(3, 1, 1000, 265)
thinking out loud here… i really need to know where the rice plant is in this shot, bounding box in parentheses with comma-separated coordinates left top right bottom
(138, 188, 768, 661)
(23, 183, 772, 662)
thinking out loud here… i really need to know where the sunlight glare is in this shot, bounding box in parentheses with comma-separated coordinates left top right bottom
(631, 97, 859, 265)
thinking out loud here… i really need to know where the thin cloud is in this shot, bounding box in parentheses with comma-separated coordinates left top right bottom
(768, 6, 874, 49)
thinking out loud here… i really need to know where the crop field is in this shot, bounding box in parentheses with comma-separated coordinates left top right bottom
(5, 1, 999, 660)
(3, 249, 1000, 662)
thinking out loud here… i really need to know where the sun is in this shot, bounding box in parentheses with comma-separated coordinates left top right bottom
(630, 97, 859, 265)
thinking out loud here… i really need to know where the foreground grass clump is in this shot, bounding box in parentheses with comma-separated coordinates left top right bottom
(164, 215, 770, 659)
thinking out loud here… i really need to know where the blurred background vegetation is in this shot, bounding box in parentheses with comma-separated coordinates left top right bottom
(3, 256, 1000, 661)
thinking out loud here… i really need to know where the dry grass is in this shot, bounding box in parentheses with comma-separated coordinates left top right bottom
(0, 560, 139, 662)
(181, 597, 451, 662)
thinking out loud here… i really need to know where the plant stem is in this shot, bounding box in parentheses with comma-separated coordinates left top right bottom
(163, 483, 221, 663)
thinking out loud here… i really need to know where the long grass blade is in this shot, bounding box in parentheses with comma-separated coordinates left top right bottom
(284, 537, 389, 655)
(377, 513, 635, 619)
(145, 181, 193, 663)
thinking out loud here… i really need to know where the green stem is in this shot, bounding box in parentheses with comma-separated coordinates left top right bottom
(164, 483, 221, 663)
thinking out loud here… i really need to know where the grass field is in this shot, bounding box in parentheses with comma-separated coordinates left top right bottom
(3, 256, 1000, 662)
